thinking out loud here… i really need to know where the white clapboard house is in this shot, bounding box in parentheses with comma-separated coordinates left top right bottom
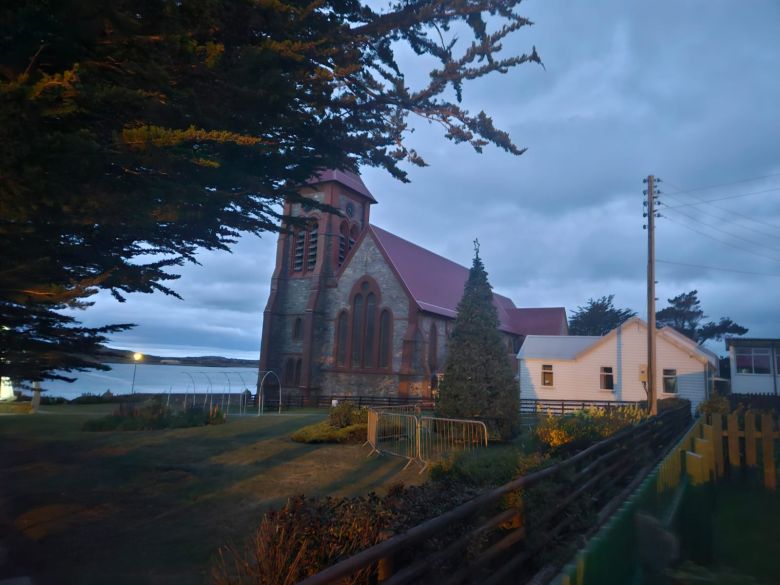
(517, 317, 718, 411)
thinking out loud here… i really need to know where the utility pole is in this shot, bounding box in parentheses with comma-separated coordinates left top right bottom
(644, 175, 658, 415)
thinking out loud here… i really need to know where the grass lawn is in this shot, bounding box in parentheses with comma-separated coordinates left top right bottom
(0, 405, 426, 584)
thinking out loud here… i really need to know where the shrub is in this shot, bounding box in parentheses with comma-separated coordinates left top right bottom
(430, 447, 549, 487)
(71, 391, 119, 404)
(83, 401, 224, 431)
(291, 420, 367, 444)
(212, 484, 482, 585)
(0, 402, 33, 414)
(534, 406, 648, 455)
(696, 393, 729, 416)
(328, 401, 366, 428)
(213, 494, 393, 585)
(39, 395, 69, 405)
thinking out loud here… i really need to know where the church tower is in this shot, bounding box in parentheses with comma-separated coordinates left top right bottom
(258, 170, 376, 399)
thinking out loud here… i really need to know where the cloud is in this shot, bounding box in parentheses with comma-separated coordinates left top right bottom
(80, 0, 780, 358)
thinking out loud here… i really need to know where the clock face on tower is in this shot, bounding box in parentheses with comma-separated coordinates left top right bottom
(345, 202, 355, 218)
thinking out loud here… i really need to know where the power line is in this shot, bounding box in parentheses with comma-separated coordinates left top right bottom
(661, 203, 780, 254)
(657, 259, 780, 278)
(663, 186, 780, 209)
(664, 172, 780, 196)
(661, 214, 780, 264)
(661, 194, 780, 243)
(680, 196, 780, 233)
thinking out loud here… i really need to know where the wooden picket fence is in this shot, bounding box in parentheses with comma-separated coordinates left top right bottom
(666, 411, 778, 491)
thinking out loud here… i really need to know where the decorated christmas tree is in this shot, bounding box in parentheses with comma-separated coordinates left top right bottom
(437, 241, 519, 440)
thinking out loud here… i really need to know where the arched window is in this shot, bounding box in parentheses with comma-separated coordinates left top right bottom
(335, 311, 348, 366)
(284, 358, 295, 386)
(378, 310, 392, 369)
(293, 358, 302, 387)
(364, 293, 377, 368)
(292, 317, 303, 341)
(350, 224, 359, 249)
(428, 323, 438, 371)
(333, 277, 391, 371)
(290, 217, 319, 274)
(292, 229, 306, 272)
(338, 221, 349, 265)
(306, 222, 318, 271)
(351, 294, 364, 366)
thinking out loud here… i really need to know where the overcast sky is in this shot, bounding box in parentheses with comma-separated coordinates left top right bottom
(76, 1, 780, 359)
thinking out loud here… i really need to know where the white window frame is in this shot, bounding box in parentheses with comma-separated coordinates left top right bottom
(735, 347, 772, 375)
(662, 369, 678, 394)
(600, 366, 615, 391)
(541, 364, 554, 387)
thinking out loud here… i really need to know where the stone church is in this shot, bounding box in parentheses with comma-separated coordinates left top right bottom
(258, 170, 568, 400)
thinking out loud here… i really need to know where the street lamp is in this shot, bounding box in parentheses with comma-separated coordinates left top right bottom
(130, 352, 143, 395)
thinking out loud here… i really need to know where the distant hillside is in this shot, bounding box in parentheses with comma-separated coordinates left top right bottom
(96, 347, 258, 368)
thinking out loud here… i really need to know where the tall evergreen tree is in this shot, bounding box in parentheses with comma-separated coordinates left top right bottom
(0, 1, 542, 386)
(437, 242, 519, 440)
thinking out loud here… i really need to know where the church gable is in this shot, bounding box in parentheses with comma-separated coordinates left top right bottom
(317, 231, 412, 376)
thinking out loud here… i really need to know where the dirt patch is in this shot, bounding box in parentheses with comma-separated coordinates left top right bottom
(14, 504, 112, 541)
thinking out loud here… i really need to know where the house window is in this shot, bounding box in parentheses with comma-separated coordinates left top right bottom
(662, 369, 678, 394)
(776, 351, 780, 376)
(542, 364, 554, 387)
(600, 367, 614, 390)
(736, 347, 771, 374)
(292, 317, 303, 341)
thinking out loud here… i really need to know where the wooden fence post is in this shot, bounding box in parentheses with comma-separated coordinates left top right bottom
(761, 414, 776, 491)
(727, 413, 740, 471)
(711, 414, 724, 477)
(745, 411, 757, 468)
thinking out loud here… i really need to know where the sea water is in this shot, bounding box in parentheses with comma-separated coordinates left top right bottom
(32, 364, 260, 400)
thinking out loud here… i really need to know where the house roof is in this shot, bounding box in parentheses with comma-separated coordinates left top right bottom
(369, 225, 567, 336)
(518, 335, 602, 360)
(518, 317, 718, 367)
(725, 337, 780, 350)
(307, 169, 376, 203)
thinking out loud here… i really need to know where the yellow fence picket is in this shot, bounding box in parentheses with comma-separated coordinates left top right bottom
(727, 413, 740, 470)
(711, 414, 724, 477)
(694, 438, 713, 480)
(745, 412, 757, 468)
(686, 451, 705, 486)
(761, 414, 776, 491)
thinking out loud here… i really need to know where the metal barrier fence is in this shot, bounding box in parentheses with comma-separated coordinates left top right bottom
(366, 409, 489, 471)
(418, 416, 488, 470)
(367, 411, 420, 469)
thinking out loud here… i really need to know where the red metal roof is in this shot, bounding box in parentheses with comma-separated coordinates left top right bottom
(508, 307, 569, 336)
(370, 225, 567, 336)
(307, 169, 376, 203)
